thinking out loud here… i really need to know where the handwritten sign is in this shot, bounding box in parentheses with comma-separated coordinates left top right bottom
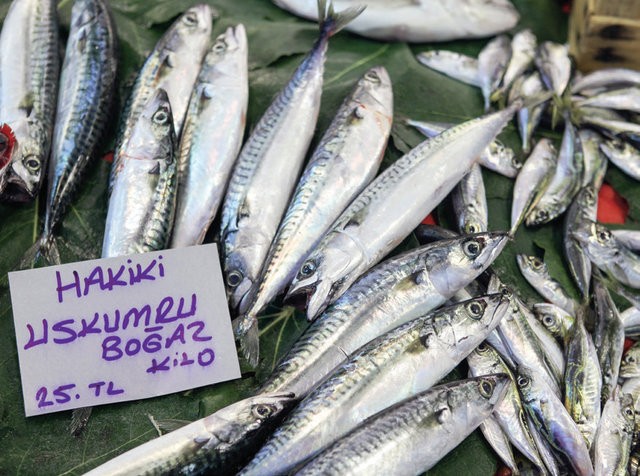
(8, 244, 240, 417)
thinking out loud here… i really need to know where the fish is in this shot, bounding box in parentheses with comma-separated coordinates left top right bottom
(237, 66, 393, 323)
(592, 391, 635, 476)
(510, 137, 556, 234)
(517, 365, 595, 476)
(477, 35, 511, 111)
(571, 67, 640, 93)
(415, 50, 481, 87)
(451, 163, 487, 234)
(508, 71, 547, 153)
(532, 302, 574, 347)
(0, 0, 59, 202)
(572, 220, 640, 289)
(404, 117, 520, 178)
(621, 341, 640, 378)
(23, 0, 117, 266)
(575, 87, 640, 114)
(494, 28, 537, 100)
(221, 1, 364, 366)
(271, 0, 520, 42)
(83, 393, 297, 476)
(534, 41, 571, 97)
(240, 295, 508, 476)
(564, 309, 602, 450)
(516, 254, 578, 315)
(169, 24, 249, 248)
(294, 375, 510, 476)
(111, 5, 213, 187)
(526, 120, 583, 226)
(478, 417, 518, 475)
(102, 89, 177, 257)
(287, 106, 516, 321)
(622, 306, 640, 337)
(580, 114, 640, 136)
(612, 230, 640, 251)
(260, 232, 508, 399)
(600, 137, 640, 181)
(467, 342, 546, 471)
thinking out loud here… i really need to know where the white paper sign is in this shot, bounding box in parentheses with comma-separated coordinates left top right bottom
(8, 244, 240, 417)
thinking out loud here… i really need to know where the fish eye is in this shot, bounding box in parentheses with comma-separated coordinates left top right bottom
(529, 256, 544, 270)
(516, 375, 529, 388)
(0, 132, 7, 153)
(24, 156, 40, 172)
(464, 223, 478, 234)
(478, 379, 495, 398)
(625, 407, 635, 418)
(463, 239, 483, 258)
(182, 11, 199, 27)
(596, 228, 612, 243)
(299, 260, 317, 278)
(251, 403, 275, 419)
(364, 70, 381, 83)
(213, 39, 227, 53)
(153, 108, 170, 125)
(627, 355, 636, 364)
(542, 314, 555, 327)
(536, 210, 548, 222)
(227, 269, 243, 288)
(500, 287, 513, 299)
(476, 342, 489, 352)
(466, 301, 485, 319)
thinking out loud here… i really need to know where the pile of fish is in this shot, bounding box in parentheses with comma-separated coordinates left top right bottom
(4, 0, 640, 474)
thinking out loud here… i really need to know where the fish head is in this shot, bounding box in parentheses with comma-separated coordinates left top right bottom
(224, 249, 255, 311)
(467, 341, 503, 375)
(356, 66, 392, 106)
(475, 373, 511, 407)
(173, 4, 214, 49)
(516, 254, 547, 278)
(70, 0, 99, 29)
(428, 232, 508, 296)
(202, 24, 247, 77)
(489, 139, 521, 173)
(619, 393, 636, 434)
(571, 220, 619, 263)
(532, 303, 569, 339)
(620, 343, 640, 378)
(3, 119, 46, 201)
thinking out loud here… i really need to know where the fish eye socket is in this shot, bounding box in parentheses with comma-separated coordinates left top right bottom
(364, 71, 381, 83)
(516, 375, 529, 388)
(299, 260, 316, 278)
(476, 342, 488, 352)
(625, 407, 635, 418)
(542, 315, 555, 327)
(596, 228, 612, 243)
(466, 301, 485, 319)
(213, 39, 227, 53)
(24, 156, 40, 172)
(529, 256, 543, 270)
(537, 210, 548, 222)
(500, 287, 512, 299)
(463, 240, 482, 258)
(251, 404, 275, 419)
(227, 269, 243, 288)
(478, 379, 495, 398)
(153, 108, 169, 125)
(183, 12, 198, 26)
(464, 223, 478, 234)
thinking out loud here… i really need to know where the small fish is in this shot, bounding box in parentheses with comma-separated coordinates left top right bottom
(102, 89, 177, 257)
(0, 0, 59, 202)
(575, 87, 640, 114)
(510, 138, 556, 234)
(612, 230, 640, 251)
(579, 128, 607, 189)
(287, 106, 516, 321)
(622, 306, 640, 337)
(508, 72, 547, 153)
(221, 1, 364, 366)
(240, 295, 508, 476)
(83, 393, 297, 476)
(572, 67, 640, 93)
(516, 254, 577, 315)
(294, 375, 510, 476)
(621, 341, 640, 378)
(170, 24, 249, 248)
(532, 302, 574, 347)
(494, 28, 537, 100)
(535, 41, 571, 97)
(600, 137, 640, 181)
(517, 365, 595, 476)
(260, 232, 508, 399)
(272, 0, 520, 42)
(592, 391, 635, 476)
(405, 118, 520, 178)
(477, 35, 511, 111)
(452, 163, 488, 234)
(581, 114, 640, 136)
(415, 50, 481, 87)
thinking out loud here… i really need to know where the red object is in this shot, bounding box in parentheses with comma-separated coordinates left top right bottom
(0, 122, 16, 169)
(102, 151, 114, 163)
(625, 338, 635, 353)
(495, 466, 512, 476)
(422, 213, 437, 225)
(597, 183, 629, 224)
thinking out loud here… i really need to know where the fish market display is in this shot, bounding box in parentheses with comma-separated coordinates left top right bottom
(271, 0, 520, 42)
(220, 1, 364, 366)
(170, 24, 249, 248)
(25, 0, 117, 265)
(0, 0, 59, 202)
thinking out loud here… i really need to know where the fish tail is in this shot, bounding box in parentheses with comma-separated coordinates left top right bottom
(19, 234, 62, 269)
(233, 313, 260, 367)
(70, 406, 93, 436)
(317, 0, 365, 38)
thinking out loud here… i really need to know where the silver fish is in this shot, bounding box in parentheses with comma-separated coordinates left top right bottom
(526, 416, 562, 476)
(467, 342, 546, 471)
(592, 391, 635, 476)
(510, 137, 556, 234)
(495, 28, 537, 99)
(236, 66, 393, 327)
(221, 2, 364, 366)
(452, 163, 487, 234)
(260, 232, 508, 399)
(295, 375, 510, 476)
(415, 50, 481, 87)
(509, 71, 546, 153)
(621, 341, 640, 379)
(477, 34, 511, 111)
(581, 114, 640, 136)
(170, 25, 249, 248)
(532, 302, 574, 347)
(102, 89, 177, 257)
(535, 41, 571, 97)
(241, 295, 508, 476)
(517, 365, 595, 476)
(579, 129, 607, 189)
(287, 106, 516, 320)
(0, 0, 59, 202)
(575, 87, 640, 114)
(111, 5, 213, 187)
(405, 117, 520, 178)
(572, 67, 640, 93)
(83, 393, 297, 476)
(478, 417, 518, 475)
(600, 137, 640, 181)
(623, 306, 640, 337)
(526, 120, 583, 226)
(272, 0, 520, 42)
(612, 230, 640, 251)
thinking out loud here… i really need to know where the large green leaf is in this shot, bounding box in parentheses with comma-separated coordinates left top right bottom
(1, 0, 639, 474)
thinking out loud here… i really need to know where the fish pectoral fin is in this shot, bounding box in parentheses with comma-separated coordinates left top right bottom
(19, 92, 35, 116)
(161, 52, 175, 69)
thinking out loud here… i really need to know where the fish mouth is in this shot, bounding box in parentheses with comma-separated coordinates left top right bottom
(2, 168, 37, 202)
(284, 281, 316, 312)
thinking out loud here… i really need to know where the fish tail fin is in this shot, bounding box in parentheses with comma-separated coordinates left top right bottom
(233, 314, 260, 367)
(69, 406, 93, 436)
(317, 0, 365, 37)
(19, 234, 62, 269)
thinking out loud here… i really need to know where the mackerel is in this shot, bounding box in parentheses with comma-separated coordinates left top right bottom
(451, 163, 487, 234)
(170, 25, 249, 248)
(415, 50, 481, 87)
(287, 106, 516, 320)
(532, 302, 574, 347)
(600, 137, 640, 181)
(572, 67, 640, 93)
(516, 254, 577, 315)
(593, 391, 635, 476)
(535, 41, 571, 97)
(495, 29, 537, 99)
(477, 34, 511, 111)
(575, 87, 640, 113)
(509, 71, 546, 153)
